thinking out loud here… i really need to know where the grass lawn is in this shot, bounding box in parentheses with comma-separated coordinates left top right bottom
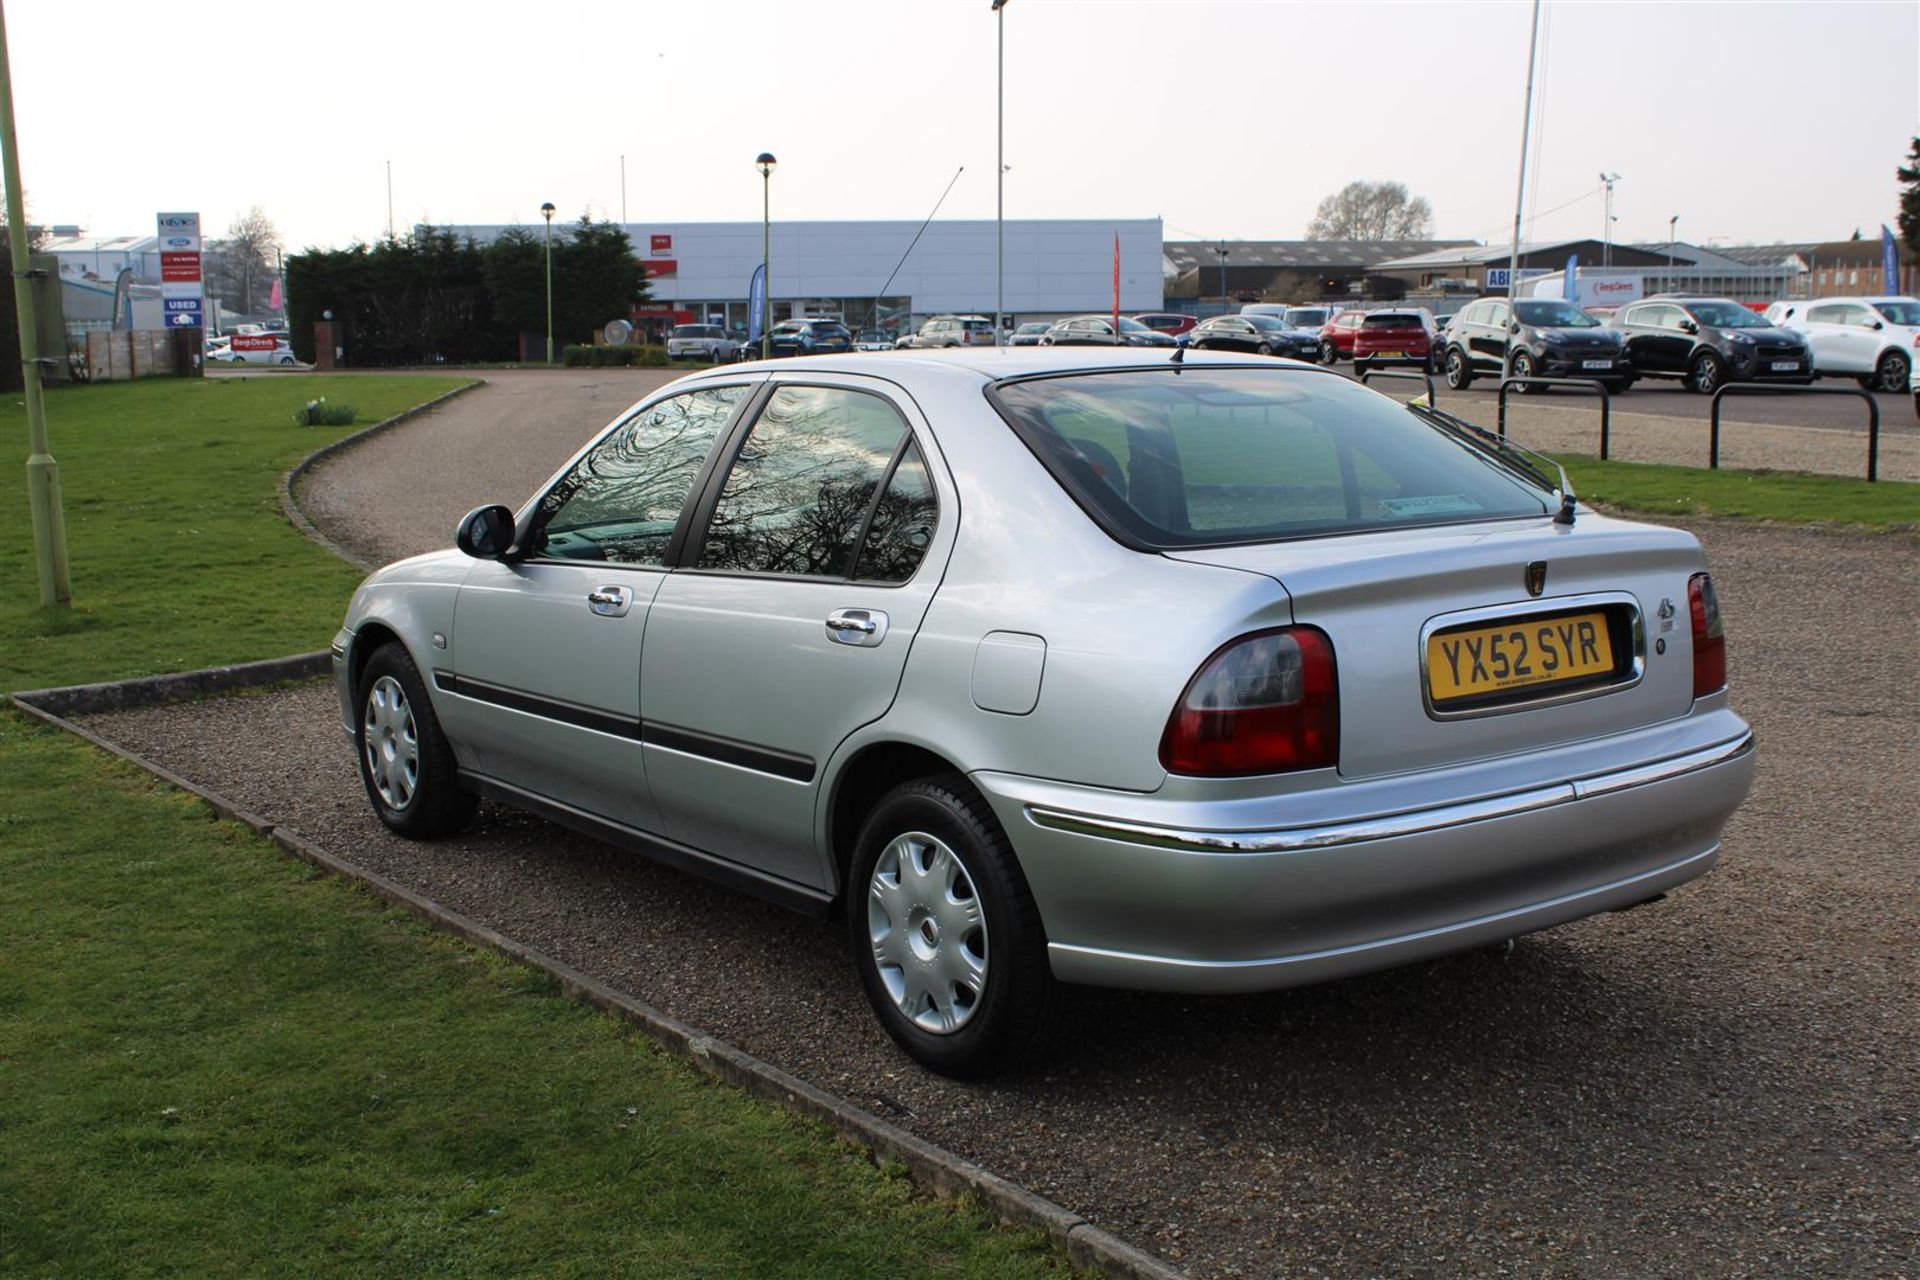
(0, 375, 1064, 1277)
(1, 375, 473, 691)
(1552, 453, 1920, 531)
(0, 714, 1058, 1277)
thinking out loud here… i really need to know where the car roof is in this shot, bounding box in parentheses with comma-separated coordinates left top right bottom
(662, 346, 1341, 396)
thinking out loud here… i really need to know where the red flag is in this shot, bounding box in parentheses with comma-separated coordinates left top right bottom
(269, 278, 284, 311)
(1112, 233, 1121, 333)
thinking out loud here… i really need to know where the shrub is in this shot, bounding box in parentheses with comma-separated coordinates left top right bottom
(293, 397, 357, 427)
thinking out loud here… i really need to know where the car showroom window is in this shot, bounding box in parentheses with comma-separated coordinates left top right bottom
(534, 385, 747, 565)
(697, 385, 914, 578)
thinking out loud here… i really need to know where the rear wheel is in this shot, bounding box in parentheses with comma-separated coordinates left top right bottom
(1444, 346, 1474, 390)
(848, 775, 1062, 1078)
(356, 643, 476, 838)
(1255, 342, 1272, 356)
(1871, 348, 1910, 394)
(1688, 350, 1726, 395)
(1319, 339, 1339, 365)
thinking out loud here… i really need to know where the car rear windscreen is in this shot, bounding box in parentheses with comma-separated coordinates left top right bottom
(990, 368, 1551, 547)
(1362, 314, 1422, 329)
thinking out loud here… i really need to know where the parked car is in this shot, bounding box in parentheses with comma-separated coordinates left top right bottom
(335, 348, 1754, 1076)
(1611, 296, 1814, 394)
(1351, 310, 1440, 373)
(1768, 296, 1919, 393)
(1133, 312, 1198, 337)
(1443, 297, 1635, 393)
(666, 324, 740, 364)
(903, 315, 998, 348)
(1009, 322, 1053, 347)
(1039, 316, 1178, 347)
(215, 335, 298, 365)
(854, 330, 897, 352)
(1187, 313, 1320, 360)
(762, 319, 854, 358)
(1317, 309, 1367, 364)
(1242, 303, 1341, 332)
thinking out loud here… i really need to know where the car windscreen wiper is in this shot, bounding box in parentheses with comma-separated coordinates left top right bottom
(1406, 399, 1578, 526)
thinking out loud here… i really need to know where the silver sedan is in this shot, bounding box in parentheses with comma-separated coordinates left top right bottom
(332, 349, 1754, 1077)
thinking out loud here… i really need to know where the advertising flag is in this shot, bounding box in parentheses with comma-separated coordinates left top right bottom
(1564, 253, 1579, 302)
(748, 263, 768, 342)
(269, 278, 284, 311)
(1882, 225, 1899, 295)
(1112, 233, 1121, 332)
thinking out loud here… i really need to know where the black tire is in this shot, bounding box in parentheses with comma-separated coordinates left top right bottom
(1255, 342, 1272, 356)
(1687, 350, 1726, 395)
(355, 642, 476, 839)
(1511, 350, 1540, 393)
(1871, 349, 1910, 394)
(1319, 339, 1339, 366)
(1443, 346, 1474, 390)
(847, 774, 1064, 1078)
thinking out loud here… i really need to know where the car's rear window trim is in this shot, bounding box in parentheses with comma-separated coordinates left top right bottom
(983, 364, 1554, 553)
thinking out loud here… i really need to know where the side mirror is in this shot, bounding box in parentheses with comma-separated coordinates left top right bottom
(1678, 319, 1699, 334)
(1869, 319, 1884, 330)
(456, 503, 517, 560)
(1509, 321, 1522, 334)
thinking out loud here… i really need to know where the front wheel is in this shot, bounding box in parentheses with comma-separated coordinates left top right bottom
(1319, 340, 1339, 365)
(848, 775, 1063, 1078)
(356, 643, 476, 838)
(1443, 346, 1474, 390)
(1688, 350, 1726, 395)
(1511, 350, 1540, 393)
(1255, 342, 1272, 356)
(1871, 349, 1910, 394)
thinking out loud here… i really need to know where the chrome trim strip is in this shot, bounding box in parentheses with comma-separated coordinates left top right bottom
(1047, 845, 1721, 974)
(1417, 591, 1645, 722)
(1025, 731, 1753, 855)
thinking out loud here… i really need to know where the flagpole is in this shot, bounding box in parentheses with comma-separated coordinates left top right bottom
(1503, 0, 1543, 383)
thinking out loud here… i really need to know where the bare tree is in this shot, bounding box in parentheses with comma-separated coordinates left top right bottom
(204, 205, 282, 315)
(1305, 181, 1434, 241)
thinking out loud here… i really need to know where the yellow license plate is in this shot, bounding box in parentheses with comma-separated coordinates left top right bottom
(1427, 610, 1614, 703)
(1378, 350, 1405, 359)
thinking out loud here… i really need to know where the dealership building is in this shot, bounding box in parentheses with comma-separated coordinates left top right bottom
(444, 218, 1163, 338)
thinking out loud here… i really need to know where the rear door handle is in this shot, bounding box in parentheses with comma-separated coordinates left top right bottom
(587, 585, 633, 617)
(826, 608, 888, 647)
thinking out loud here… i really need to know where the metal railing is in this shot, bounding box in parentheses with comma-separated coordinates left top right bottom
(1497, 377, 1614, 460)
(1357, 366, 1437, 403)
(1709, 383, 1883, 482)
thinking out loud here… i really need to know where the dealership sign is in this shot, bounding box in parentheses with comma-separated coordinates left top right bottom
(650, 233, 673, 257)
(157, 211, 204, 330)
(1484, 267, 1552, 290)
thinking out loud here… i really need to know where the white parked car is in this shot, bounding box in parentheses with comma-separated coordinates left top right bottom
(216, 336, 299, 366)
(666, 324, 740, 364)
(1767, 296, 1920, 393)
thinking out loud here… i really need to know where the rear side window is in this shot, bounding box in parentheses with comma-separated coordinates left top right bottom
(991, 369, 1551, 548)
(698, 385, 932, 579)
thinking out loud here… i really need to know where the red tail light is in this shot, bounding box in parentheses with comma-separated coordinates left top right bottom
(1160, 627, 1339, 776)
(1688, 572, 1726, 698)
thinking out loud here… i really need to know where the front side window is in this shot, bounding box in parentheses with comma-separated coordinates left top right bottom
(698, 385, 929, 579)
(1872, 300, 1920, 325)
(536, 386, 747, 565)
(992, 369, 1551, 548)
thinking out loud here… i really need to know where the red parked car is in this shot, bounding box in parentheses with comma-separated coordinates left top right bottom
(1316, 310, 1367, 364)
(1133, 312, 1197, 337)
(1349, 310, 1440, 372)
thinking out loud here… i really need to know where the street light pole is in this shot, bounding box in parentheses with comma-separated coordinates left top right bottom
(994, 0, 1008, 348)
(620, 154, 627, 226)
(757, 153, 777, 360)
(1667, 213, 1678, 284)
(0, 0, 69, 608)
(1599, 172, 1620, 267)
(541, 202, 556, 365)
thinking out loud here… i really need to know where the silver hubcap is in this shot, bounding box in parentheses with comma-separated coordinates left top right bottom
(867, 831, 988, 1035)
(362, 675, 420, 811)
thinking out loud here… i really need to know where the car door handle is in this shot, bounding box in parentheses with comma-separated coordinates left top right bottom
(587, 586, 633, 618)
(825, 608, 888, 647)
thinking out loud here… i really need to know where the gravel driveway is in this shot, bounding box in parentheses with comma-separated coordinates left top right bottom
(86, 371, 1920, 1277)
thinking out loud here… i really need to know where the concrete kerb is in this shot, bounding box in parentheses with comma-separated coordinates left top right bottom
(9, 659, 1187, 1280)
(277, 379, 488, 573)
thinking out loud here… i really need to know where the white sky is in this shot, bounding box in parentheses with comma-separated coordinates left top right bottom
(12, 0, 1918, 252)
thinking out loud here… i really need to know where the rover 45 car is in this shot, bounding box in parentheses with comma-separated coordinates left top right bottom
(333, 349, 1755, 1076)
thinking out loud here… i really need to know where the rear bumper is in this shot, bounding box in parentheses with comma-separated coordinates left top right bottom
(974, 712, 1754, 993)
